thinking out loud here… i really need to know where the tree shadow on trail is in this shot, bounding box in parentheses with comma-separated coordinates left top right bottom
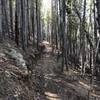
(44, 74, 88, 100)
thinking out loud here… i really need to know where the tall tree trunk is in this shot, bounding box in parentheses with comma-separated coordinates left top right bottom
(15, 0, 19, 46)
(9, 0, 14, 39)
(81, 0, 86, 74)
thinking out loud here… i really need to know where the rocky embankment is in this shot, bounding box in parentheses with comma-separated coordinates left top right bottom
(0, 40, 37, 100)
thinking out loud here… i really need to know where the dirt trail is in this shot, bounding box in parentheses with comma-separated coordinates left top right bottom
(35, 54, 88, 100)
(33, 42, 100, 100)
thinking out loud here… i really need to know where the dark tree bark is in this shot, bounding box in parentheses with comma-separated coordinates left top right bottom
(15, 1, 19, 46)
(9, 0, 14, 39)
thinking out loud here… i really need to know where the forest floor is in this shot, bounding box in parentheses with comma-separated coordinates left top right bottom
(36, 53, 100, 100)
(0, 40, 100, 100)
(0, 40, 36, 100)
(36, 54, 87, 100)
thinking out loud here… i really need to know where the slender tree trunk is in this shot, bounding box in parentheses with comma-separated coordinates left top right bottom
(9, 0, 14, 39)
(15, 0, 19, 46)
(81, 0, 86, 74)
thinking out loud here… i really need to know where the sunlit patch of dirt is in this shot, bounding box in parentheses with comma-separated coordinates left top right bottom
(45, 92, 61, 100)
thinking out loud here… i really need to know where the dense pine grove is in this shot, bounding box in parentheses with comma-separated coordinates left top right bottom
(0, 0, 100, 100)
